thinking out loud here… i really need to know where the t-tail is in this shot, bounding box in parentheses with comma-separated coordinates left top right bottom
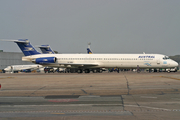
(38, 45, 55, 54)
(87, 48, 93, 54)
(2, 39, 41, 56)
(87, 42, 93, 54)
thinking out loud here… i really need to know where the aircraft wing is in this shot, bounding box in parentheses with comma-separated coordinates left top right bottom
(58, 63, 99, 67)
(28, 65, 43, 70)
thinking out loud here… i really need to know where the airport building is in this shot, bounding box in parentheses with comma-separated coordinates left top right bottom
(0, 51, 31, 70)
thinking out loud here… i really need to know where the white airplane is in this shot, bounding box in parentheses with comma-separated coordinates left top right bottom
(3, 39, 178, 73)
(4, 64, 43, 73)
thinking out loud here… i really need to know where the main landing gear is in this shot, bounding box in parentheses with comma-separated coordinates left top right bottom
(77, 68, 102, 73)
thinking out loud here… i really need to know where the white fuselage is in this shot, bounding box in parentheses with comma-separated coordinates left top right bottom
(22, 54, 178, 69)
(4, 65, 43, 72)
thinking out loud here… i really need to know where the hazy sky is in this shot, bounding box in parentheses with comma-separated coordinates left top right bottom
(0, 0, 180, 56)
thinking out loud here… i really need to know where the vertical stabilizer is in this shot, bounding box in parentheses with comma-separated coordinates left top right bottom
(38, 45, 55, 54)
(87, 42, 93, 54)
(2, 39, 41, 56)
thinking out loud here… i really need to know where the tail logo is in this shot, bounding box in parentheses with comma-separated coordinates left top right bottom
(144, 63, 151, 66)
(24, 47, 35, 51)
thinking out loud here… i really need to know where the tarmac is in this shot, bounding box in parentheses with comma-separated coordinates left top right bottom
(0, 72, 180, 120)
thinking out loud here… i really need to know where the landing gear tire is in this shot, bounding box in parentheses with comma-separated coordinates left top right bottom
(93, 69, 97, 73)
(117, 68, 120, 73)
(78, 69, 83, 73)
(85, 69, 90, 73)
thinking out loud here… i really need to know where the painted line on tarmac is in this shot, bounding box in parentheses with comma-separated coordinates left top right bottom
(48, 99, 79, 102)
(0, 77, 14, 79)
(160, 76, 180, 81)
(140, 96, 157, 99)
(0, 104, 123, 107)
(125, 105, 172, 111)
(51, 113, 65, 115)
(0, 109, 180, 113)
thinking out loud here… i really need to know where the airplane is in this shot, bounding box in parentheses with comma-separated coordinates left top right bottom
(87, 42, 93, 54)
(3, 39, 178, 73)
(4, 64, 43, 73)
(38, 45, 55, 54)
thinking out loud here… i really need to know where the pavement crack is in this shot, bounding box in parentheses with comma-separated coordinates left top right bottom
(164, 82, 170, 86)
(81, 89, 88, 94)
(28, 86, 46, 97)
(132, 95, 142, 111)
(120, 95, 124, 111)
(123, 75, 130, 95)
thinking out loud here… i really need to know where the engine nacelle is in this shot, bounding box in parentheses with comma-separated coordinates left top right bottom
(33, 57, 57, 64)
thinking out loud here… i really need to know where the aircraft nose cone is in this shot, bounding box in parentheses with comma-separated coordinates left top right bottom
(172, 61, 178, 67)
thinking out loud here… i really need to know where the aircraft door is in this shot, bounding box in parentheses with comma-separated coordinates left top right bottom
(157, 59, 160, 64)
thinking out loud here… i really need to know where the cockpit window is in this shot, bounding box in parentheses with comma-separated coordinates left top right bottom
(163, 56, 170, 60)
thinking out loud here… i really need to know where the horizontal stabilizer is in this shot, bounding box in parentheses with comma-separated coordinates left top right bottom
(37, 45, 50, 48)
(1, 39, 29, 43)
(2, 39, 41, 56)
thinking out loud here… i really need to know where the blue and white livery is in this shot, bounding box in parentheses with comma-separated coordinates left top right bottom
(87, 42, 93, 54)
(3, 39, 178, 73)
(38, 45, 55, 54)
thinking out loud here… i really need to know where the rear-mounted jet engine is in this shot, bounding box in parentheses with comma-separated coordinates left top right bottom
(32, 57, 57, 64)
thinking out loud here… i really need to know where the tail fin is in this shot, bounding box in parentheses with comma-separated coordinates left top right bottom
(87, 48, 93, 54)
(2, 39, 41, 56)
(87, 42, 93, 54)
(38, 45, 55, 54)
